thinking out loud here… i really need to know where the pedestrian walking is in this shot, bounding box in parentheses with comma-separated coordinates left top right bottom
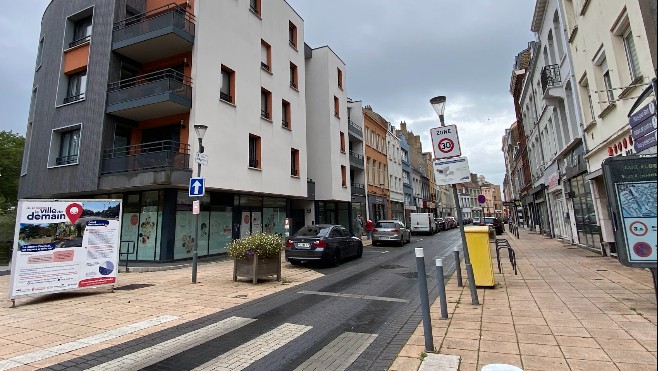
(354, 214, 364, 238)
(365, 218, 374, 240)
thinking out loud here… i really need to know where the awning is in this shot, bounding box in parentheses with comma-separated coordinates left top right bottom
(585, 168, 603, 181)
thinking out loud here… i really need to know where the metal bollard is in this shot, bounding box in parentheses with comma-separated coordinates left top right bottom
(435, 258, 449, 320)
(453, 245, 463, 287)
(415, 248, 434, 352)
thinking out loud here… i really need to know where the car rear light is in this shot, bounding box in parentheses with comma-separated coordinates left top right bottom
(313, 240, 327, 248)
(373, 229, 379, 232)
(390, 229, 399, 233)
(285, 240, 293, 249)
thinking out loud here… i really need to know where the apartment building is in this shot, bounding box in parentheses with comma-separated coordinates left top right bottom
(398, 122, 432, 214)
(347, 99, 367, 223)
(305, 45, 351, 227)
(387, 123, 404, 221)
(18, 0, 339, 262)
(363, 106, 389, 221)
(398, 132, 415, 224)
(562, 0, 657, 254)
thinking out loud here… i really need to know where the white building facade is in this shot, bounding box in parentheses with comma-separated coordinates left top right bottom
(387, 123, 404, 221)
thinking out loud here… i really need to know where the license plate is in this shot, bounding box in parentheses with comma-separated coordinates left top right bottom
(297, 243, 310, 248)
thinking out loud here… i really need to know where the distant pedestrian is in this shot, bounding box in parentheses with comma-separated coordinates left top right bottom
(354, 214, 364, 238)
(365, 219, 374, 240)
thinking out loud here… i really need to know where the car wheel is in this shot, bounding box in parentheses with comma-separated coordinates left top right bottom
(357, 246, 363, 258)
(399, 236, 404, 247)
(329, 250, 341, 267)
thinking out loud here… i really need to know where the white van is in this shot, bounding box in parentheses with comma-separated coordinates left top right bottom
(410, 213, 437, 235)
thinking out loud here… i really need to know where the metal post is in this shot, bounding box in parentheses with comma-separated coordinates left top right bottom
(453, 185, 480, 305)
(651, 268, 657, 303)
(453, 245, 463, 287)
(415, 248, 434, 352)
(435, 258, 448, 319)
(191, 139, 202, 284)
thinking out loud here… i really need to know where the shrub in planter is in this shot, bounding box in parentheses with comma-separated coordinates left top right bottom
(228, 233, 284, 284)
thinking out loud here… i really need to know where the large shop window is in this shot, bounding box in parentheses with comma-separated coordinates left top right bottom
(174, 191, 210, 260)
(121, 191, 163, 261)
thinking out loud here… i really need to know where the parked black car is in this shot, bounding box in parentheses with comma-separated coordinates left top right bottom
(435, 218, 447, 231)
(285, 224, 363, 266)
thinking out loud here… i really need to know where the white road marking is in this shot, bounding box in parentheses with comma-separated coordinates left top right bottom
(0, 315, 179, 371)
(192, 323, 312, 371)
(294, 332, 378, 371)
(87, 316, 256, 371)
(298, 290, 409, 303)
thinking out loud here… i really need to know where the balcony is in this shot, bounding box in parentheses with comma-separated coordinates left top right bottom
(106, 69, 192, 121)
(112, 4, 195, 64)
(351, 182, 365, 197)
(540, 64, 565, 105)
(348, 119, 363, 140)
(99, 141, 191, 189)
(349, 151, 364, 169)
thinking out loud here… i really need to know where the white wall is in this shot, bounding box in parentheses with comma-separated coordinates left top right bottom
(387, 126, 404, 203)
(190, 0, 307, 198)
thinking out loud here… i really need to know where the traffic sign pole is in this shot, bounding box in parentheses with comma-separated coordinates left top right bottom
(453, 184, 480, 305)
(192, 140, 204, 283)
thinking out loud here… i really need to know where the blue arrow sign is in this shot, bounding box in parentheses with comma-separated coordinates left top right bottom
(189, 177, 205, 197)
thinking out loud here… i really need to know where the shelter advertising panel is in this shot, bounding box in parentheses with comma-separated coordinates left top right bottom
(9, 199, 122, 299)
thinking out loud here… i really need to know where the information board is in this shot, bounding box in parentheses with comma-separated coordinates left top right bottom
(602, 156, 657, 268)
(9, 199, 123, 299)
(433, 157, 471, 186)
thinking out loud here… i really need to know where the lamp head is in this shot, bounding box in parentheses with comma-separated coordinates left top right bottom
(194, 124, 208, 140)
(429, 96, 447, 126)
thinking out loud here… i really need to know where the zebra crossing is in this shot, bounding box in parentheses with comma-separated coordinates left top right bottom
(83, 317, 378, 371)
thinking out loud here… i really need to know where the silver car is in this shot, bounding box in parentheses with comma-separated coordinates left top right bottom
(372, 220, 411, 247)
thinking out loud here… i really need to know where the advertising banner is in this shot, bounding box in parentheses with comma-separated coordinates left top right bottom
(602, 156, 657, 268)
(9, 199, 122, 299)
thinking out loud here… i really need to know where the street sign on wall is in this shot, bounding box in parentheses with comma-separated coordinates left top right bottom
(433, 156, 471, 186)
(430, 125, 462, 160)
(602, 155, 657, 268)
(629, 100, 657, 153)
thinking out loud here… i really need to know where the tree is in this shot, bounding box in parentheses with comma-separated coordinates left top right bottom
(0, 131, 25, 208)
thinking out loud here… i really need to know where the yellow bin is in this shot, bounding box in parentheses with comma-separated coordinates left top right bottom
(464, 226, 495, 287)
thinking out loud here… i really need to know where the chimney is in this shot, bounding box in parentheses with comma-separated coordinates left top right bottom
(400, 121, 406, 131)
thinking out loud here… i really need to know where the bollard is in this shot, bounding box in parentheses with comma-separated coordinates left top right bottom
(435, 258, 449, 320)
(415, 248, 434, 352)
(453, 245, 463, 287)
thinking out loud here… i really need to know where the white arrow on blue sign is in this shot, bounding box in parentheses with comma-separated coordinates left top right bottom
(189, 177, 205, 197)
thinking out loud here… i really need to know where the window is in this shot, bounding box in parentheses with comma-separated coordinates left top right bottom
(29, 87, 37, 122)
(340, 132, 345, 153)
(341, 165, 347, 187)
(364, 127, 370, 146)
(282, 100, 291, 129)
(261, 40, 271, 72)
(220, 65, 235, 104)
(334, 96, 340, 117)
(337, 68, 343, 89)
(70, 15, 92, 48)
(289, 21, 297, 49)
(290, 62, 298, 89)
(291, 148, 299, 176)
(21, 123, 33, 176)
(50, 126, 81, 167)
(367, 157, 372, 184)
(579, 75, 595, 123)
(249, 134, 261, 169)
(603, 69, 614, 103)
(35, 36, 44, 70)
(261, 88, 271, 120)
(64, 70, 87, 104)
(249, 0, 261, 16)
(622, 29, 641, 81)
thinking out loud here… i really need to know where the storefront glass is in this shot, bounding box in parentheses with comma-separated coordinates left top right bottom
(174, 191, 210, 260)
(571, 176, 601, 249)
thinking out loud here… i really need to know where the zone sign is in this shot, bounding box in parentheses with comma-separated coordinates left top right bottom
(430, 125, 462, 160)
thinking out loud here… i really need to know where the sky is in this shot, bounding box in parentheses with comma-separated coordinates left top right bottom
(1, 0, 536, 187)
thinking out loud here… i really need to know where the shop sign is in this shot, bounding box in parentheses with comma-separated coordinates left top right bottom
(547, 171, 560, 191)
(602, 155, 657, 269)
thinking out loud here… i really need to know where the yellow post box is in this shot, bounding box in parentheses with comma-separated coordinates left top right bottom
(464, 226, 495, 287)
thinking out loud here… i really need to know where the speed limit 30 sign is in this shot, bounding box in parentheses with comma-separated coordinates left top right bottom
(431, 125, 462, 160)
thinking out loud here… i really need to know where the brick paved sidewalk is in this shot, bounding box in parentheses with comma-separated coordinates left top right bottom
(391, 229, 657, 371)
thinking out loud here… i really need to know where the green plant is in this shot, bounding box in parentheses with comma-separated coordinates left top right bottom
(227, 233, 284, 260)
(419, 351, 427, 361)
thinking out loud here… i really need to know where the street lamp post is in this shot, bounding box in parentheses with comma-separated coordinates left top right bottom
(430, 96, 480, 305)
(191, 124, 208, 284)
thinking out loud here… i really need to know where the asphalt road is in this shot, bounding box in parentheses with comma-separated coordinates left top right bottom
(48, 229, 464, 371)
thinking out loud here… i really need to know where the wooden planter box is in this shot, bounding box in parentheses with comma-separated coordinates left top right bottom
(232, 251, 281, 284)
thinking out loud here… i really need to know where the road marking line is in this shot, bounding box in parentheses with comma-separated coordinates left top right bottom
(0, 315, 179, 371)
(294, 332, 377, 371)
(86, 316, 256, 371)
(298, 290, 409, 303)
(192, 323, 312, 371)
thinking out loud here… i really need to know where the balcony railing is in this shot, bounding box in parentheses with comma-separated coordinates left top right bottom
(540, 64, 561, 92)
(349, 151, 365, 169)
(351, 182, 365, 196)
(249, 158, 259, 168)
(69, 35, 90, 49)
(348, 119, 363, 139)
(101, 141, 190, 174)
(107, 68, 192, 106)
(56, 154, 79, 166)
(113, 4, 195, 43)
(220, 92, 233, 103)
(63, 93, 85, 104)
(261, 110, 270, 120)
(261, 62, 270, 72)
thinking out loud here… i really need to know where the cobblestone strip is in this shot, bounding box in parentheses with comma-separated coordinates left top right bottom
(191, 323, 312, 371)
(86, 316, 256, 371)
(298, 290, 409, 303)
(0, 315, 179, 371)
(293, 332, 377, 371)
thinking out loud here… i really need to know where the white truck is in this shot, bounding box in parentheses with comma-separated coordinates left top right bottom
(409, 213, 437, 235)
